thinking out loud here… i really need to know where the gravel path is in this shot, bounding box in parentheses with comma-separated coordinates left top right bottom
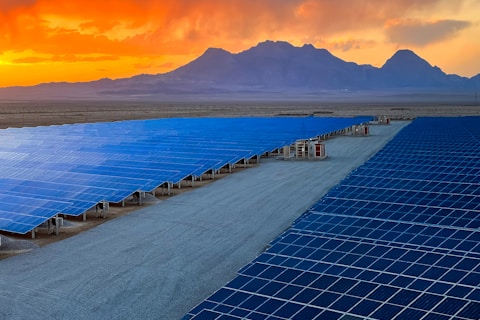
(0, 121, 408, 320)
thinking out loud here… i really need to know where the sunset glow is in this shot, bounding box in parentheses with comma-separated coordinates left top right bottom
(1, 0, 479, 87)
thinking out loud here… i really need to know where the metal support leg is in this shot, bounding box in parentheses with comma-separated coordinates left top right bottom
(54, 216, 60, 235)
(100, 201, 108, 218)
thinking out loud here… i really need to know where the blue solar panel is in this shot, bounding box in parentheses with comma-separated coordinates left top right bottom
(185, 116, 480, 320)
(1, 116, 371, 235)
(0, 194, 71, 234)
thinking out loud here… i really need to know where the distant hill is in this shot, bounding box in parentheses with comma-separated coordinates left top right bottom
(0, 40, 478, 101)
(170, 41, 369, 90)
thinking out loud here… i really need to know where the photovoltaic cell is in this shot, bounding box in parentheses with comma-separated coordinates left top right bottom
(0, 116, 371, 234)
(185, 116, 480, 319)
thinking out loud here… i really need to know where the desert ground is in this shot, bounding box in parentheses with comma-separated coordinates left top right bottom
(1, 99, 479, 128)
(0, 100, 479, 319)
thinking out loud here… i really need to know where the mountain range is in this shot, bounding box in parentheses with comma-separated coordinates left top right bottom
(1, 40, 479, 101)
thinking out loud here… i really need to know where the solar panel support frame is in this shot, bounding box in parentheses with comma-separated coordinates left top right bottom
(95, 201, 109, 219)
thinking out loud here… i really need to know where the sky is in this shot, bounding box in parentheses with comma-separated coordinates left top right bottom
(0, 0, 479, 87)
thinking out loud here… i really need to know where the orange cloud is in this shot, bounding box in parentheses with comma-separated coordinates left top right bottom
(12, 55, 119, 64)
(1, 0, 454, 54)
(0, 0, 479, 86)
(327, 38, 378, 52)
(386, 19, 472, 46)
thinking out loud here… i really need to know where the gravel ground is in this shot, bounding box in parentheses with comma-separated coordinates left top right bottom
(0, 121, 408, 320)
(0, 236, 39, 252)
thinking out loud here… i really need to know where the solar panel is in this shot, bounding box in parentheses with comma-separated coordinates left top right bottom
(185, 116, 480, 319)
(0, 116, 372, 235)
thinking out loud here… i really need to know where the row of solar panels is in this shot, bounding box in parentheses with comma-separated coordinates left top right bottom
(185, 117, 480, 320)
(0, 116, 372, 235)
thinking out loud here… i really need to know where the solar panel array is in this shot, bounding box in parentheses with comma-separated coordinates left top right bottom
(0, 116, 372, 235)
(185, 116, 480, 320)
